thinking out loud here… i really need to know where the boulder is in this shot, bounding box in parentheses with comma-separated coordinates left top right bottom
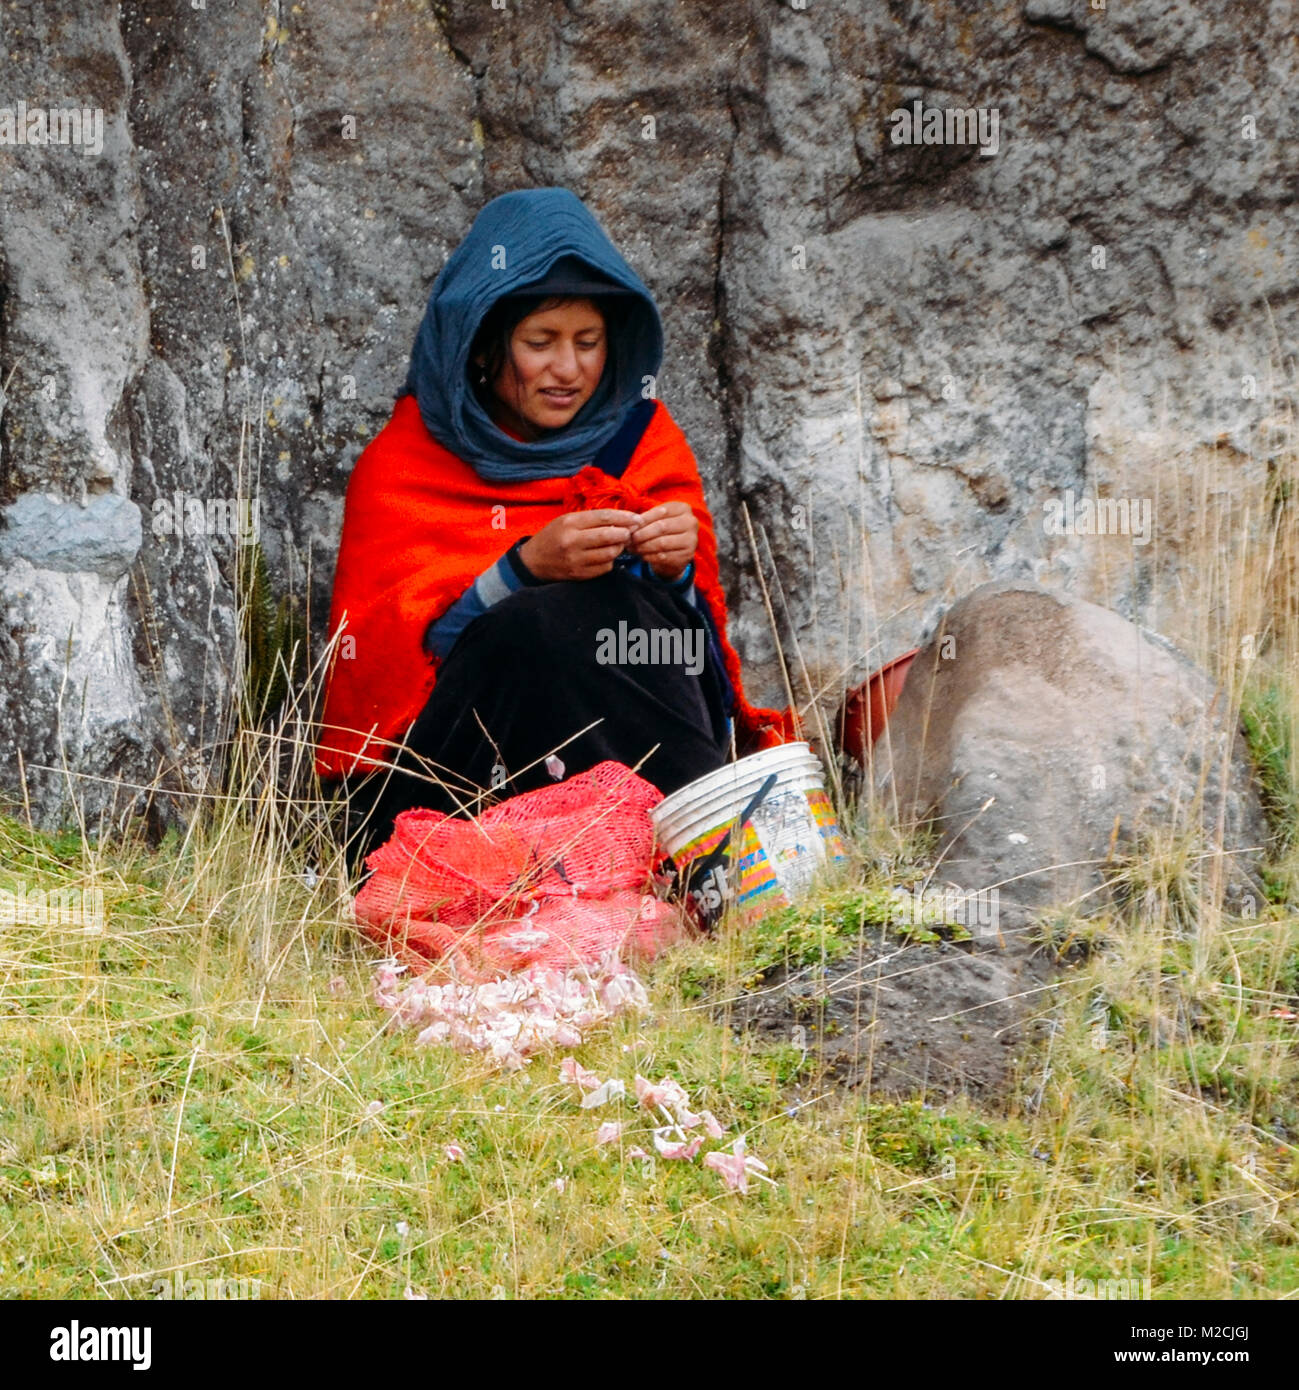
(871, 579, 1268, 916)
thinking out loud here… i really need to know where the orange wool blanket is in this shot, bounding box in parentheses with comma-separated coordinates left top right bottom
(316, 396, 795, 779)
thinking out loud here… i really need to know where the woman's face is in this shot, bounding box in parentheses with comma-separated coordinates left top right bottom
(488, 299, 608, 437)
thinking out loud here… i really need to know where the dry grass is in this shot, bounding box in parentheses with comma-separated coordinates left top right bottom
(0, 750, 1296, 1299)
(2, 370, 1299, 1300)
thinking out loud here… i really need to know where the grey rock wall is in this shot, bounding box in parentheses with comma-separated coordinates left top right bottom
(0, 0, 1294, 825)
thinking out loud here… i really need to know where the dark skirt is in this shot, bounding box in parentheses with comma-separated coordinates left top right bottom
(341, 568, 733, 869)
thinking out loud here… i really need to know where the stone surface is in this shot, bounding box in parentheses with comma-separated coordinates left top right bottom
(734, 574, 1270, 1101)
(0, 1, 1294, 824)
(0, 493, 142, 579)
(870, 579, 1268, 911)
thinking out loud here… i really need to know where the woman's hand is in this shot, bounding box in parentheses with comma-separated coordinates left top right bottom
(518, 509, 642, 581)
(628, 501, 699, 581)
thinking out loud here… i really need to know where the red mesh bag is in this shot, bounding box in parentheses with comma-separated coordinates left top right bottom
(353, 761, 685, 977)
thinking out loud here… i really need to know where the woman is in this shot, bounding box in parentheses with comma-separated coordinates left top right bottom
(317, 188, 793, 867)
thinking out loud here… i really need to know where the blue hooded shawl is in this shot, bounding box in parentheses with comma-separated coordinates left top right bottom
(402, 188, 664, 482)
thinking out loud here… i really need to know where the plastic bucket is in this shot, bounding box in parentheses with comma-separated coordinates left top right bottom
(651, 742, 847, 927)
(651, 750, 823, 846)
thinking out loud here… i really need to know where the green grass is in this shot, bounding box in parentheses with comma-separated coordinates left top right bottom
(659, 821, 963, 1001)
(662, 884, 910, 999)
(1, 799, 1296, 1300)
(1242, 674, 1299, 904)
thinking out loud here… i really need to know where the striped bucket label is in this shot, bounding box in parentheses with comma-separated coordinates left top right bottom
(668, 787, 846, 915)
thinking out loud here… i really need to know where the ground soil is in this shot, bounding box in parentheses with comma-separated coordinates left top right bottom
(723, 905, 1061, 1101)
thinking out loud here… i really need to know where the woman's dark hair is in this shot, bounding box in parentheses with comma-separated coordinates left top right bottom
(468, 294, 614, 412)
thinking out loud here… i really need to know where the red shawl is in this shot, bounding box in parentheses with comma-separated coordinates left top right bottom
(316, 396, 796, 779)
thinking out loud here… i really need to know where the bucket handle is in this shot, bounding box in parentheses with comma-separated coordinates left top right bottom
(667, 771, 780, 926)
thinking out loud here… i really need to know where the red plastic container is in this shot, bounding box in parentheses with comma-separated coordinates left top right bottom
(836, 648, 919, 768)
